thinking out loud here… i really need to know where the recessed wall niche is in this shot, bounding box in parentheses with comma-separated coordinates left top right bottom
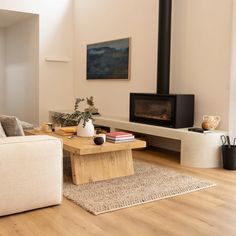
(0, 9, 39, 125)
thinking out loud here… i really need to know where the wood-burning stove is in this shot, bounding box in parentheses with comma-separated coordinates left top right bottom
(129, 0, 194, 128)
(130, 93, 194, 128)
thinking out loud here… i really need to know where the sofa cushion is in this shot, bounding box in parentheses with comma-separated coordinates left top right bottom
(0, 123, 6, 138)
(0, 115, 25, 137)
(0, 135, 63, 216)
(19, 120, 34, 130)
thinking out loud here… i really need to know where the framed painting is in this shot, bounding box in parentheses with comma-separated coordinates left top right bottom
(86, 38, 130, 80)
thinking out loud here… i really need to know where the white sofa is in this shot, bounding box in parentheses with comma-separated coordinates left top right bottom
(0, 135, 63, 216)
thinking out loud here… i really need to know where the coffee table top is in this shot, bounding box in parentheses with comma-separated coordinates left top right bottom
(25, 130, 146, 155)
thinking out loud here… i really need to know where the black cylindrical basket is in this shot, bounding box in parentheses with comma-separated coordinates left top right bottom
(222, 145, 236, 170)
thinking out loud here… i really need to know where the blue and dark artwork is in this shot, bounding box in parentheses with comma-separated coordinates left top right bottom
(87, 38, 130, 80)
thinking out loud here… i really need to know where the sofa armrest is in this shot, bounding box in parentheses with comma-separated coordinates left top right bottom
(0, 135, 63, 216)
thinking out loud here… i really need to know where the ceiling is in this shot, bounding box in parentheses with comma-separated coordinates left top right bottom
(0, 9, 37, 28)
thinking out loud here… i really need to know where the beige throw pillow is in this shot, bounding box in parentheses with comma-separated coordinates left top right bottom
(0, 122, 7, 138)
(0, 115, 25, 137)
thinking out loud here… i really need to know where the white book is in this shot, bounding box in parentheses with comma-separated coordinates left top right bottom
(106, 138, 135, 144)
(106, 135, 135, 141)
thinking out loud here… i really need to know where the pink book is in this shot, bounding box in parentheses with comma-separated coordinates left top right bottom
(106, 131, 133, 138)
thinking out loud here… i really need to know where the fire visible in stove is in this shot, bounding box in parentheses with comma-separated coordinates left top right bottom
(134, 99, 172, 121)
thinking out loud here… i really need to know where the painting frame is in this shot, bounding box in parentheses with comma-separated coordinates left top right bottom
(86, 38, 131, 80)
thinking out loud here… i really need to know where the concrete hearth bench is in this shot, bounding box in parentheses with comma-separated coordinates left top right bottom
(93, 116, 226, 168)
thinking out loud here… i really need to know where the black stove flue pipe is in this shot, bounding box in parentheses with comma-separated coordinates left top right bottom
(157, 0, 172, 94)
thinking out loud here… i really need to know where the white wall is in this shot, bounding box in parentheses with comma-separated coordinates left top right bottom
(171, 0, 232, 130)
(229, 0, 236, 136)
(5, 16, 39, 125)
(74, 0, 233, 130)
(0, 0, 233, 130)
(0, 0, 75, 124)
(74, 0, 158, 119)
(0, 28, 5, 114)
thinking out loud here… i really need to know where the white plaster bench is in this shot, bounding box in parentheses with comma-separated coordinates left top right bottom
(93, 116, 226, 168)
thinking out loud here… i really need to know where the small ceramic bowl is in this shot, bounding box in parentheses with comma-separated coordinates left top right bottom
(93, 136, 104, 145)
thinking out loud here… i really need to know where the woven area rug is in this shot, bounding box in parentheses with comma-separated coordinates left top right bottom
(63, 160, 215, 215)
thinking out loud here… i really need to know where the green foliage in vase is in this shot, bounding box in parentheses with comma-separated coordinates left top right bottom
(52, 98, 94, 127)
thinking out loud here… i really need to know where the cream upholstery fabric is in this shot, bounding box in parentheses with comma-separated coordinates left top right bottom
(0, 123, 6, 138)
(0, 135, 63, 216)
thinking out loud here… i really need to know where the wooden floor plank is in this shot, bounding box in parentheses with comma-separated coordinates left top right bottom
(0, 148, 236, 236)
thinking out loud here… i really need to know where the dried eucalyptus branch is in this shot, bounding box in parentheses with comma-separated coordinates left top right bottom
(52, 97, 95, 128)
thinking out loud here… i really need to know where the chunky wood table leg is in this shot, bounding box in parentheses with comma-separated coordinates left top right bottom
(70, 153, 81, 185)
(70, 150, 134, 185)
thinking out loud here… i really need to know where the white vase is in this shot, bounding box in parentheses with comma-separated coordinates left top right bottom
(77, 119, 95, 137)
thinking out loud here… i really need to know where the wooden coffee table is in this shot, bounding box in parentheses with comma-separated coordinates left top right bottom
(26, 130, 146, 185)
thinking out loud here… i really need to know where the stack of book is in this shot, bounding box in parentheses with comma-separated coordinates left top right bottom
(106, 132, 135, 143)
(55, 126, 77, 136)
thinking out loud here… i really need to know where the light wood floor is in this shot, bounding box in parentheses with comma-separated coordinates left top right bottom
(1, 149, 236, 236)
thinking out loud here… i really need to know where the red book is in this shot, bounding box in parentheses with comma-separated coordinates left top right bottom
(106, 131, 133, 138)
